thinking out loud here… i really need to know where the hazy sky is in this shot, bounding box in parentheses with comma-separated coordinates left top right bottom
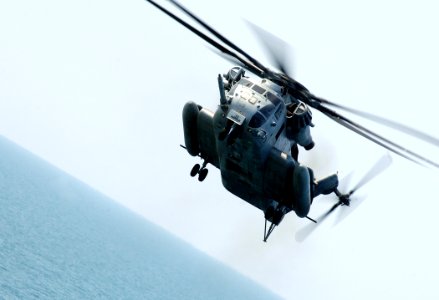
(1, 0, 439, 299)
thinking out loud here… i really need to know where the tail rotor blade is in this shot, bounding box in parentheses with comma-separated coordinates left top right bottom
(335, 195, 365, 226)
(350, 153, 392, 193)
(295, 202, 341, 242)
(338, 172, 353, 193)
(335, 154, 392, 224)
(296, 154, 392, 242)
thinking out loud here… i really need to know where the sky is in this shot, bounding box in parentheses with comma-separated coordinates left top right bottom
(1, 0, 439, 299)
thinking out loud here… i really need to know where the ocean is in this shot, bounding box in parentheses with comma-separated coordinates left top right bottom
(0, 136, 279, 299)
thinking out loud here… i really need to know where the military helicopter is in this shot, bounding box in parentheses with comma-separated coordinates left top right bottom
(146, 0, 439, 242)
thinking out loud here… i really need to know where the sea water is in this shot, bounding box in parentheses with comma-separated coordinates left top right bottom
(0, 136, 279, 299)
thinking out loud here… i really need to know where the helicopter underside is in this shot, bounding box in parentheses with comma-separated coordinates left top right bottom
(182, 101, 314, 218)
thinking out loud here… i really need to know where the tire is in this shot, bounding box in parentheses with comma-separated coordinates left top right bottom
(198, 168, 208, 182)
(190, 164, 200, 177)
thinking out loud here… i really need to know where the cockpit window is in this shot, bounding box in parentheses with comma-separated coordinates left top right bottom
(259, 104, 275, 118)
(248, 104, 275, 128)
(239, 78, 253, 88)
(266, 91, 282, 106)
(251, 84, 266, 95)
(248, 112, 266, 128)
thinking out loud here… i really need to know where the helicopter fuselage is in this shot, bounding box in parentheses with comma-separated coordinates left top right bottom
(146, 0, 436, 241)
(183, 71, 321, 218)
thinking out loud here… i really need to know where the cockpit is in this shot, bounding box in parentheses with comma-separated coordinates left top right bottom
(230, 78, 284, 129)
(248, 104, 276, 128)
(233, 78, 282, 103)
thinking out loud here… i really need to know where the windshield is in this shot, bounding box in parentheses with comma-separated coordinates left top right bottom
(266, 91, 282, 106)
(248, 112, 266, 128)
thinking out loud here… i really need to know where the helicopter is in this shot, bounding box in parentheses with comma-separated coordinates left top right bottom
(146, 0, 439, 242)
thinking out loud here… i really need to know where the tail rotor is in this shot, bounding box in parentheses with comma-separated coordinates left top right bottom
(296, 154, 392, 242)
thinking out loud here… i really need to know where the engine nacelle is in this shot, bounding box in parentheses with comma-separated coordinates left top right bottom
(290, 165, 311, 217)
(182, 101, 200, 157)
(264, 149, 311, 218)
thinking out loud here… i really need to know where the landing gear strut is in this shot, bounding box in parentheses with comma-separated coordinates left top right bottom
(263, 204, 286, 242)
(190, 160, 209, 182)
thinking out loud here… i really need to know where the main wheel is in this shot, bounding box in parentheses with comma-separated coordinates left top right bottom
(198, 168, 208, 182)
(190, 164, 201, 177)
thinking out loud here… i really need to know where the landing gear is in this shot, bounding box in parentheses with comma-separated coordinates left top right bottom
(263, 204, 286, 242)
(190, 160, 209, 182)
(190, 164, 201, 177)
(198, 168, 208, 182)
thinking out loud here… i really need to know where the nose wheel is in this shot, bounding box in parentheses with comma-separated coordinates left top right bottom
(190, 161, 209, 182)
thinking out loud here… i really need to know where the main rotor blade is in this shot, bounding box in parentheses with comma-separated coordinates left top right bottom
(149, 0, 312, 101)
(147, 0, 438, 170)
(317, 97, 439, 148)
(145, 0, 263, 77)
(168, 0, 315, 99)
(168, 0, 269, 75)
(317, 104, 439, 169)
(209, 47, 248, 70)
(246, 20, 294, 76)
